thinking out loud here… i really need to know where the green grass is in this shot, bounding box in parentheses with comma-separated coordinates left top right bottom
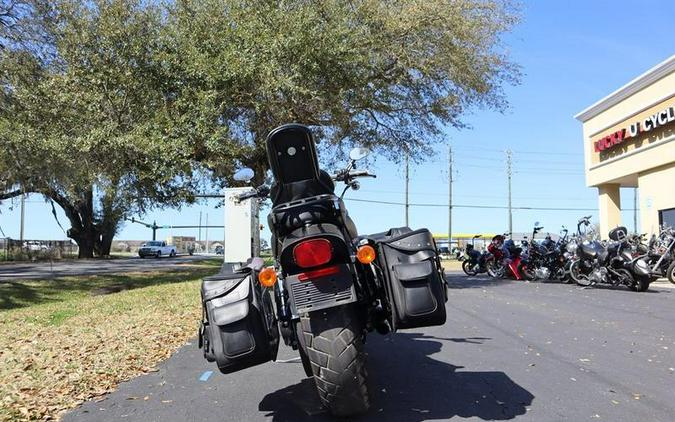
(0, 258, 221, 311)
(0, 258, 221, 422)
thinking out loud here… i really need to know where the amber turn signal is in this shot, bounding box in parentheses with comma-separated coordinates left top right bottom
(356, 245, 376, 264)
(258, 267, 277, 287)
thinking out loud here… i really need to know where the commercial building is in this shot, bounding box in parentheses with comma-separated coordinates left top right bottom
(575, 55, 675, 237)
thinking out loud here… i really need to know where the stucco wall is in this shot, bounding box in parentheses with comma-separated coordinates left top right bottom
(638, 163, 675, 235)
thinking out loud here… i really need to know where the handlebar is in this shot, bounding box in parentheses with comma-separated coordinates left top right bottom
(332, 169, 377, 182)
(235, 186, 270, 202)
(578, 216, 592, 224)
(349, 170, 376, 178)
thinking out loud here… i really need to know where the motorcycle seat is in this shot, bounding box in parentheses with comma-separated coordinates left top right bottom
(355, 227, 413, 244)
(269, 194, 346, 237)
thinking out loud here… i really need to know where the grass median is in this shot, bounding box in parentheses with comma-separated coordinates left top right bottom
(0, 259, 221, 422)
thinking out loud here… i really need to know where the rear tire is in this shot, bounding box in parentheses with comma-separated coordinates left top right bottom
(299, 305, 370, 417)
(462, 261, 477, 276)
(486, 258, 504, 278)
(667, 260, 675, 284)
(633, 276, 650, 292)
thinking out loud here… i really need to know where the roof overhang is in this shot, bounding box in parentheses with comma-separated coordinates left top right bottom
(574, 55, 675, 123)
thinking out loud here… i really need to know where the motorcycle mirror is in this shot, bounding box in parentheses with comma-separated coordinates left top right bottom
(233, 167, 255, 183)
(349, 147, 369, 161)
(534, 221, 540, 226)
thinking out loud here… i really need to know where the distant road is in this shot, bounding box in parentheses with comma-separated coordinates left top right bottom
(0, 255, 218, 281)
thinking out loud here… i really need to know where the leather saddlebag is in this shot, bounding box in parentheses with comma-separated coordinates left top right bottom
(199, 269, 279, 374)
(376, 228, 447, 330)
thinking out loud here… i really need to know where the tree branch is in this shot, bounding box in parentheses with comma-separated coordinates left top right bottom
(0, 189, 22, 200)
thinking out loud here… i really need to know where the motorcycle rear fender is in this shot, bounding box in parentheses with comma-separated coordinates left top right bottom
(284, 263, 357, 316)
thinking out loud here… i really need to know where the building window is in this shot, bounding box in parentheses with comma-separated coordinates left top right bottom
(659, 207, 675, 229)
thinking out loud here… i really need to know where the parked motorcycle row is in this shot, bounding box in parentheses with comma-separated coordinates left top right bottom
(462, 216, 675, 292)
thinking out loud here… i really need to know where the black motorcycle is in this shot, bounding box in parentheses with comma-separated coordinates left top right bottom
(462, 243, 492, 276)
(568, 217, 646, 291)
(198, 124, 447, 417)
(642, 227, 675, 283)
(519, 223, 569, 282)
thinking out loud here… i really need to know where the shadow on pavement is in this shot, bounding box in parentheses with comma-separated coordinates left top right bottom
(446, 274, 517, 289)
(259, 333, 534, 421)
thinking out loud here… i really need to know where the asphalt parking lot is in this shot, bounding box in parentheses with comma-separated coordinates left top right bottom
(0, 255, 215, 281)
(63, 272, 675, 422)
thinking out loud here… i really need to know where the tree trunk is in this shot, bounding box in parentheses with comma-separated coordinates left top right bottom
(76, 231, 96, 259)
(97, 226, 116, 257)
(57, 188, 98, 259)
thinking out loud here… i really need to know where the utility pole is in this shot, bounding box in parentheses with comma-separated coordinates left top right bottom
(20, 193, 25, 242)
(447, 145, 453, 250)
(506, 149, 513, 238)
(198, 211, 202, 242)
(404, 152, 409, 227)
(205, 213, 209, 254)
(633, 187, 638, 233)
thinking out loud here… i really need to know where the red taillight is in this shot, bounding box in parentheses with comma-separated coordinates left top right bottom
(298, 265, 340, 281)
(293, 239, 333, 268)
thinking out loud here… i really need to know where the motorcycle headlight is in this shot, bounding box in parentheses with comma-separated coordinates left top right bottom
(566, 243, 577, 254)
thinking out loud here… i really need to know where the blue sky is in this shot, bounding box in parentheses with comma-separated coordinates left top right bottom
(1, 0, 674, 244)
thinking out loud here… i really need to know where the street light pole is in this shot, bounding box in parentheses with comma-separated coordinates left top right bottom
(205, 213, 209, 254)
(404, 152, 409, 227)
(506, 149, 513, 238)
(19, 192, 25, 242)
(448, 145, 453, 249)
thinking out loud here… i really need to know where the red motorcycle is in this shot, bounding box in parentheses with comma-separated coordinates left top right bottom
(486, 234, 506, 278)
(487, 234, 526, 280)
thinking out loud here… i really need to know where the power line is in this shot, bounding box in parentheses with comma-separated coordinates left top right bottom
(453, 145, 583, 157)
(358, 188, 597, 201)
(513, 150, 583, 157)
(344, 198, 604, 211)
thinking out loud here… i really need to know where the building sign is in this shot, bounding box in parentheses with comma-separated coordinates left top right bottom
(594, 103, 675, 152)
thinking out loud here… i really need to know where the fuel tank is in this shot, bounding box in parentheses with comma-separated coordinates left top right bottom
(580, 240, 608, 263)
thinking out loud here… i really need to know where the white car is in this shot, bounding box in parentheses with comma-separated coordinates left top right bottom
(24, 241, 48, 251)
(138, 241, 176, 258)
